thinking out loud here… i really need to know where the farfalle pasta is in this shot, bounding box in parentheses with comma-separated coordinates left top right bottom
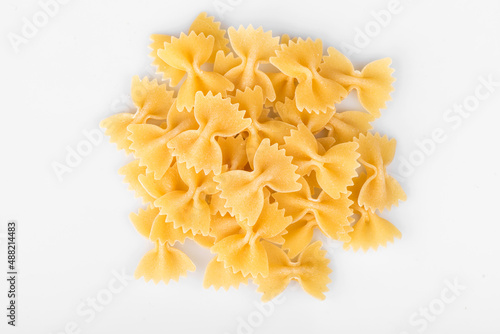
(168, 91, 251, 175)
(101, 13, 406, 302)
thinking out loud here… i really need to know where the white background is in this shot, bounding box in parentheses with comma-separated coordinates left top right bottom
(1, 0, 500, 333)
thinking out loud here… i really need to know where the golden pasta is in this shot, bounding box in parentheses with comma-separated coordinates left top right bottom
(101, 12, 406, 301)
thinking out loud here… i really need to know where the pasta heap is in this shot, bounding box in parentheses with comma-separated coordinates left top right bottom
(101, 13, 406, 301)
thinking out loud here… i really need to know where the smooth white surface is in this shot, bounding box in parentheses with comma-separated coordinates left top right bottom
(1, 0, 500, 333)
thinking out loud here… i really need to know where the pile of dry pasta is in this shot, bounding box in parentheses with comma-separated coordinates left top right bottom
(101, 13, 406, 301)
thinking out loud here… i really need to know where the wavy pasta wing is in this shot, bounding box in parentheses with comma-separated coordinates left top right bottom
(118, 160, 155, 204)
(130, 206, 159, 239)
(158, 32, 234, 110)
(214, 50, 242, 75)
(149, 213, 195, 245)
(320, 47, 395, 117)
(203, 257, 250, 290)
(168, 92, 251, 175)
(270, 38, 347, 113)
(214, 139, 301, 226)
(149, 34, 185, 86)
(134, 241, 195, 284)
(224, 25, 279, 100)
(189, 12, 230, 63)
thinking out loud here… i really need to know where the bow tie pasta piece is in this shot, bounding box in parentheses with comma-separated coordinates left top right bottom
(275, 98, 335, 134)
(214, 138, 301, 226)
(224, 26, 279, 100)
(155, 162, 217, 236)
(158, 32, 234, 111)
(149, 35, 185, 86)
(211, 194, 292, 277)
(273, 177, 353, 238)
(203, 257, 250, 290)
(135, 240, 195, 284)
(343, 208, 401, 252)
(255, 241, 332, 301)
(118, 160, 156, 204)
(101, 76, 175, 154)
(189, 12, 230, 63)
(128, 103, 198, 180)
(344, 174, 402, 251)
(167, 92, 251, 175)
(320, 47, 395, 117)
(354, 133, 406, 211)
(283, 124, 360, 199)
(326, 110, 375, 144)
(230, 87, 294, 165)
(270, 38, 347, 113)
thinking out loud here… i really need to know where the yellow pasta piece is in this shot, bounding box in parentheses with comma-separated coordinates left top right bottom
(255, 241, 332, 301)
(224, 26, 279, 100)
(189, 12, 230, 63)
(270, 38, 347, 113)
(344, 173, 402, 251)
(135, 240, 195, 284)
(167, 92, 251, 175)
(320, 47, 395, 117)
(211, 194, 292, 277)
(354, 133, 406, 211)
(230, 87, 294, 165)
(273, 177, 353, 245)
(214, 138, 301, 226)
(101, 76, 175, 154)
(283, 124, 359, 199)
(326, 110, 375, 144)
(128, 103, 198, 180)
(154, 162, 217, 235)
(203, 257, 250, 290)
(275, 98, 335, 133)
(149, 34, 185, 86)
(158, 32, 234, 110)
